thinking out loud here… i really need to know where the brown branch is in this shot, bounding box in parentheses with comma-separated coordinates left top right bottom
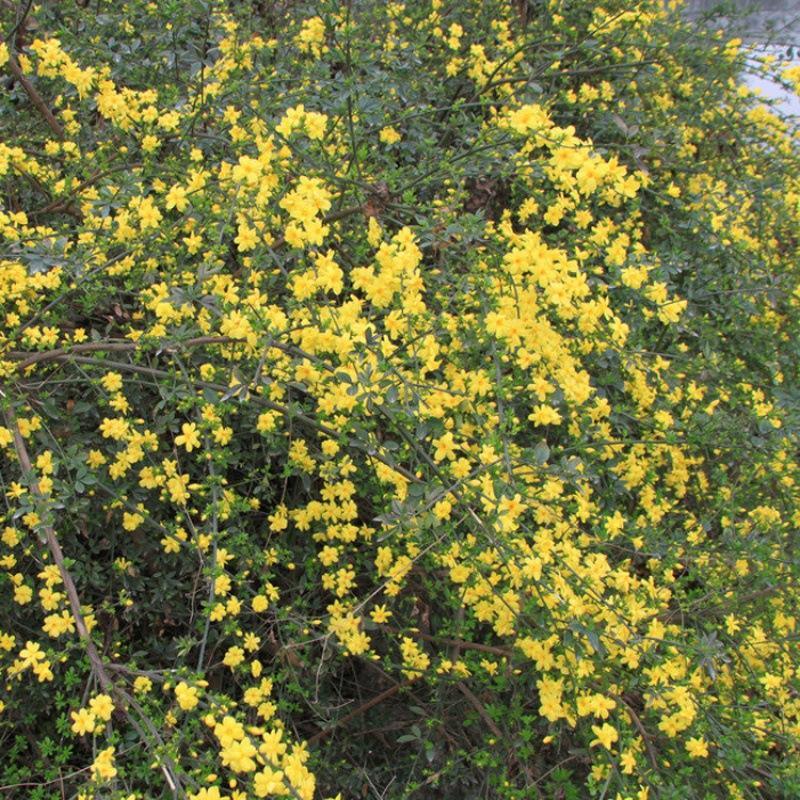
(322, 203, 365, 224)
(4, 0, 34, 52)
(6, 56, 65, 139)
(9, 335, 240, 371)
(384, 627, 513, 657)
(4, 404, 112, 688)
(457, 681, 539, 793)
(2, 403, 186, 797)
(29, 162, 146, 219)
(653, 585, 779, 626)
(14, 348, 423, 485)
(11, 162, 82, 219)
(307, 681, 410, 745)
(610, 692, 659, 772)
(456, 681, 503, 738)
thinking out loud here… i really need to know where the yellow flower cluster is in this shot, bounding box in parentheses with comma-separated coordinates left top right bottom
(1, 3, 799, 798)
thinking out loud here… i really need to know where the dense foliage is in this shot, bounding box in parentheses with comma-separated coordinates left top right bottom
(1, 0, 799, 798)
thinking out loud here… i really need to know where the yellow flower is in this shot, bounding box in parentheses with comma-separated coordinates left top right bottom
(19, 641, 45, 664)
(89, 694, 114, 721)
(99, 417, 130, 440)
(221, 736, 258, 772)
(91, 746, 117, 780)
(254, 767, 285, 797)
(100, 372, 123, 392)
(183, 231, 203, 253)
(620, 748, 637, 774)
(658, 713, 683, 738)
(369, 605, 391, 624)
(87, 449, 106, 468)
(141, 134, 160, 153)
(70, 707, 97, 735)
(528, 404, 562, 426)
(223, 646, 245, 669)
(175, 681, 200, 711)
(235, 222, 258, 252)
(175, 422, 201, 452)
(137, 196, 162, 229)
(433, 498, 452, 520)
(165, 185, 189, 212)
(42, 611, 75, 637)
(166, 473, 190, 504)
(214, 714, 245, 746)
(399, 637, 430, 679)
(122, 511, 144, 531)
(189, 789, 226, 800)
(295, 16, 326, 57)
(432, 431, 456, 462)
(379, 126, 401, 144)
(685, 737, 709, 758)
(257, 411, 279, 434)
(14, 584, 33, 604)
(590, 722, 618, 750)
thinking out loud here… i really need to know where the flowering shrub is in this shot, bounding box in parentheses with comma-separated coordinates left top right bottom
(1, 1, 799, 798)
